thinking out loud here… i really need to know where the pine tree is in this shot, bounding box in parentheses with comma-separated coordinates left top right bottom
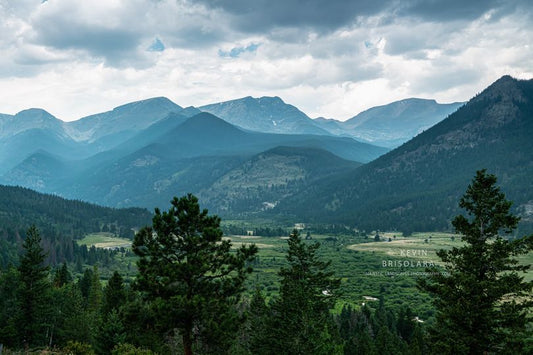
(95, 310, 126, 354)
(53, 262, 72, 288)
(246, 288, 270, 355)
(266, 229, 342, 354)
(0, 266, 21, 348)
(133, 194, 257, 355)
(102, 271, 125, 317)
(53, 284, 92, 346)
(419, 169, 533, 354)
(17, 225, 51, 348)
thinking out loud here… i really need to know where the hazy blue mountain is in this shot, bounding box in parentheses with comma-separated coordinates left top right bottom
(312, 117, 347, 136)
(65, 96, 183, 144)
(274, 75, 533, 233)
(313, 98, 464, 148)
(0, 109, 86, 174)
(0, 98, 186, 175)
(199, 96, 330, 135)
(0, 108, 67, 139)
(180, 106, 203, 117)
(3, 112, 386, 210)
(1, 150, 76, 192)
(0, 113, 14, 133)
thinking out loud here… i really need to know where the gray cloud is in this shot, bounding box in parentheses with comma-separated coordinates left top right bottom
(193, 0, 389, 34)
(35, 24, 140, 58)
(401, 0, 528, 22)
(192, 0, 531, 36)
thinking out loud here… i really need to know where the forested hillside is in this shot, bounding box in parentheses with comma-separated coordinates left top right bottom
(275, 76, 533, 234)
(0, 185, 151, 267)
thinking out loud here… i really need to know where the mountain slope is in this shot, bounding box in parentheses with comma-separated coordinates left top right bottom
(65, 97, 183, 144)
(200, 96, 330, 135)
(199, 146, 361, 216)
(275, 75, 533, 233)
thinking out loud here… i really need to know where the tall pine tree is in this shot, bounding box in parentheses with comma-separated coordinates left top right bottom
(133, 194, 257, 355)
(265, 229, 342, 354)
(17, 225, 51, 348)
(419, 170, 533, 354)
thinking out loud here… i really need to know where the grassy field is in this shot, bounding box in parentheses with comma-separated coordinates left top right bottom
(78, 232, 132, 249)
(225, 230, 532, 317)
(347, 232, 463, 263)
(79, 230, 532, 317)
(346, 232, 533, 282)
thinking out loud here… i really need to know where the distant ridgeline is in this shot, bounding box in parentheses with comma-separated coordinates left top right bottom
(0, 185, 152, 267)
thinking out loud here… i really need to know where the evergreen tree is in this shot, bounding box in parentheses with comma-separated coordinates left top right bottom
(17, 225, 51, 348)
(132, 194, 257, 355)
(102, 271, 125, 317)
(53, 262, 72, 288)
(266, 229, 342, 354)
(246, 289, 270, 355)
(79, 267, 94, 304)
(53, 284, 92, 346)
(95, 310, 126, 354)
(0, 266, 21, 348)
(419, 170, 533, 354)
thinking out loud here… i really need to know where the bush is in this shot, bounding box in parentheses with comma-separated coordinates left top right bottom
(63, 341, 95, 355)
(112, 343, 155, 355)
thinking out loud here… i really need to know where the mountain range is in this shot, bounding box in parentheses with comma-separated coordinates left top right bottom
(2, 92, 458, 212)
(2, 75, 531, 233)
(0, 102, 385, 211)
(200, 96, 463, 147)
(273, 75, 533, 233)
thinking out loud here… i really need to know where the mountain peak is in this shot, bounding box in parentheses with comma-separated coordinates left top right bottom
(113, 97, 182, 113)
(199, 96, 329, 135)
(257, 96, 284, 104)
(16, 108, 58, 120)
(183, 112, 238, 129)
(474, 75, 526, 104)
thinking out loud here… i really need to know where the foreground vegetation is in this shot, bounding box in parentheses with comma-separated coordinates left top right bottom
(0, 171, 532, 354)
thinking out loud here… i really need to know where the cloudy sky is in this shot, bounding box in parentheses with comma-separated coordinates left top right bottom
(1, 0, 532, 121)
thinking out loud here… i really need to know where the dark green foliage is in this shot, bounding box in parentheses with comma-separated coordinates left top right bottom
(95, 310, 126, 354)
(120, 292, 165, 351)
(0, 266, 20, 348)
(244, 289, 270, 354)
(132, 194, 258, 355)
(51, 283, 92, 346)
(264, 229, 343, 354)
(103, 271, 126, 317)
(17, 225, 52, 348)
(53, 262, 72, 287)
(0, 184, 151, 267)
(111, 343, 156, 355)
(336, 302, 427, 355)
(419, 170, 533, 353)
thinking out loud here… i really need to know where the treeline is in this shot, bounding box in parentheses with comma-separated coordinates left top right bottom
(0, 185, 151, 267)
(0, 228, 131, 270)
(0, 185, 152, 236)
